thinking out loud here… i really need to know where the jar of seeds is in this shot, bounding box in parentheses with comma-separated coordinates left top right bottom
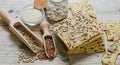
(46, 0, 68, 24)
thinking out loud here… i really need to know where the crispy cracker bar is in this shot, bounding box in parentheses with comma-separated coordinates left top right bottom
(70, 0, 96, 19)
(108, 35, 120, 53)
(106, 30, 120, 41)
(102, 52, 118, 65)
(105, 22, 120, 41)
(105, 22, 120, 30)
(102, 35, 120, 65)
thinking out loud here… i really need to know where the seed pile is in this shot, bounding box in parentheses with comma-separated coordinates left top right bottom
(18, 44, 38, 63)
(44, 35, 55, 59)
(15, 24, 43, 53)
(38, 52, 47, 60)
(14, 24, 46, 63)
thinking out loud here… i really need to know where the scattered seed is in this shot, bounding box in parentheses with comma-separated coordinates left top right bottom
(8, 9, 13, 13)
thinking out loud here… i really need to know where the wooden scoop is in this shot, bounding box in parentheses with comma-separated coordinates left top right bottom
(40, 21, 56, 59)
(0, 9, 43, 53)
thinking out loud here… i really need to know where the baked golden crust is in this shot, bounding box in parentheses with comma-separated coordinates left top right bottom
(51, 15, 101, 50)
(70, 0, 96, 19)
(50, 1, 105, 54)
(102, 52, 118, 65)
(50, 13, 105, 53)
(67, 35, 105, 54)
(105, 22, 120, 41)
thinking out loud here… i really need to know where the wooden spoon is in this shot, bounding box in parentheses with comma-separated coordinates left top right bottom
(40, 21, 56, 59)
(0, 9, 43, 53)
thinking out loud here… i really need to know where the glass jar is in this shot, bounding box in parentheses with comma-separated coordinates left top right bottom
(46, 0, 68, 24)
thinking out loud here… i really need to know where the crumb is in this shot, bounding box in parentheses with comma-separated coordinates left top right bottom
(16, 16, 19, 18)
(97, 55, 99, 57)
(9, 9, 13, 13)
(118, 9, 120, 13)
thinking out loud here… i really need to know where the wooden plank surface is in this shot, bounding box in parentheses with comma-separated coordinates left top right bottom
(1, 0, 120, 65)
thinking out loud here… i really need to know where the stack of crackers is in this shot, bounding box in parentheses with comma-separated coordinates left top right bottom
(50, 1, 105, 54)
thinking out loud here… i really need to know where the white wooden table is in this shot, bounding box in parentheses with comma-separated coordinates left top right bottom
(1, 0, 120, 65)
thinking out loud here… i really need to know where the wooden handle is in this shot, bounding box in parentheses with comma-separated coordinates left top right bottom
(40, 21, 50, 35)
(0, 9, 14, 25)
